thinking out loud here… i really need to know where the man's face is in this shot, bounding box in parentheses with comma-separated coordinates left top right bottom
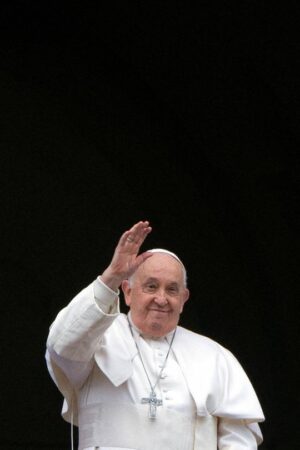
(122, 253, 189, 337)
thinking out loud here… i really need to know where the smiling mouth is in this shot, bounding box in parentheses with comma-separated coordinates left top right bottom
(148, 309, 170, 313)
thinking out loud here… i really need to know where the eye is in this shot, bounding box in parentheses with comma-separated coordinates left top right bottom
(167, 285, 179, 295)
(142, 283, 157, 293)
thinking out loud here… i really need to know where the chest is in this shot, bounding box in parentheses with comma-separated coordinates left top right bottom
(78, 335, 196, 418)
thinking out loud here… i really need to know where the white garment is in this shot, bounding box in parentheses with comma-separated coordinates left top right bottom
(46, 278, 264, 449)
(99, 315, 197, 417)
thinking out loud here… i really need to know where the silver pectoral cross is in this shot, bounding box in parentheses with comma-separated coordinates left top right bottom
(141, 390, 163, 419)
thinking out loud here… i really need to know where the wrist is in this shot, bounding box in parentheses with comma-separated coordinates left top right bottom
(100, 268, 123, 292)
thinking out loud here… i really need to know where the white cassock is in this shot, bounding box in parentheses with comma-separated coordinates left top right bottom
(46, 278, 265, 450)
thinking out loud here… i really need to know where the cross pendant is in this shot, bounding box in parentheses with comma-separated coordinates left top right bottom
(141, 391, 163, 419)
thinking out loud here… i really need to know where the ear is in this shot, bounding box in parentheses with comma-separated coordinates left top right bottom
(180, 288, 190, 312)
(121, 280, 132, 306)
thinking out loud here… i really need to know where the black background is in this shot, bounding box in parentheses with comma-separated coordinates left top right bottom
(0, 2, 298, 449)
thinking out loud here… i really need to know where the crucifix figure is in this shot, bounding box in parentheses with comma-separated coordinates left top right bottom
(141, 390, 163, 419)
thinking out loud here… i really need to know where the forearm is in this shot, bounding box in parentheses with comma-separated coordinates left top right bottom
(47, 277, 120, 362)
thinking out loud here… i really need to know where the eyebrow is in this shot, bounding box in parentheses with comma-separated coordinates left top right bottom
(142, 277, 159, 284)
(142, 278, 179, 287)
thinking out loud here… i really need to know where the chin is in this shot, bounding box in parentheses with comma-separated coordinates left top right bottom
(147, 321, 171, 338)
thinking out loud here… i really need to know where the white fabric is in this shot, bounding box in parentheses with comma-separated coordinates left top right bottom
(147, 248, 184, 265)
(79, 402, 196, 450)
(46, 278, 265, 449)
(83, 419, 258, 450)
(75, 321, 197, 449)
(126, 314, 197, 417)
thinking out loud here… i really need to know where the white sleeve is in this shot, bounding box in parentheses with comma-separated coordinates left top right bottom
(46, 278, 120, 388)
(218, 418, 258, 449)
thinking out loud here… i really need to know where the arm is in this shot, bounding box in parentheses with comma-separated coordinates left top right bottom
(46, 220, 152, 388)
(218, 418, 260, 449)
(46, 278, 120, 388)
(214, 347, 264, 448)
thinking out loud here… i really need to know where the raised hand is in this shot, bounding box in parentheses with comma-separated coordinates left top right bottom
(100, 221, 152, 291)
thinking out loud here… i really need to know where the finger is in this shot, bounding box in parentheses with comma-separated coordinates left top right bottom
(130, 251, 153, 275)
(132, 222, 152, 246)
(120, 221, 151, 246)
(117, 224, 141, 246)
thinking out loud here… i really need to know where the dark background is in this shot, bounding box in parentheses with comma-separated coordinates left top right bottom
(0, 2, 298, 449)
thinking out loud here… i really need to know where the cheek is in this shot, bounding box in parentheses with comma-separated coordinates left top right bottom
(132, 298, 149, 314)
(175, 299, 185, 314)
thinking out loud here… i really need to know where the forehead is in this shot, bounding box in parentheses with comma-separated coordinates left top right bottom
(135, 253, 184, 282)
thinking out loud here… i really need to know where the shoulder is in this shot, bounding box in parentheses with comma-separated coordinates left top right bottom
(176, 325, 230, 358)
(175, 326, 253, 388)
(176, 324, 222, 347)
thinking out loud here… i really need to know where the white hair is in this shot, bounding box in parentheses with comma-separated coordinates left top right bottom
(128, 248, 187, 287)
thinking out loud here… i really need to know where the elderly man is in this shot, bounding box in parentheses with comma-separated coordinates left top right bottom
(46, 220, 265, 450)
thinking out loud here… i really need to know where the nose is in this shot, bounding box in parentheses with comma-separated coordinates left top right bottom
(153, 290, 168, 307)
